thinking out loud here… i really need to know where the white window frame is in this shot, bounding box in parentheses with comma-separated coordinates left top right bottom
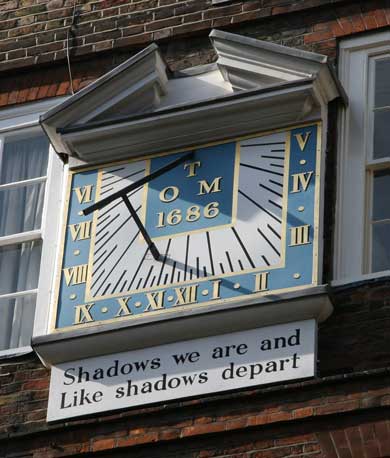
(334, 31, 390, 285)
(0, 98, 67, 357)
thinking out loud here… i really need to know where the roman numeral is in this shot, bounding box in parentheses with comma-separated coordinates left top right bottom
(211, 280, 221, 300)
(290, 225, 311, 246)
(145, 291, 165, 311)
(73, 185, 93, 204)
(116, 297, 132, 317)
(68, 221, 92, 241)
(253, 272, 269, 292)
(74, 303, 94, 324)
(174, 284, 198, 306)
(63, 264, 89, 286)
(290, 171, 313, 193)
(294, 132, 311, 151)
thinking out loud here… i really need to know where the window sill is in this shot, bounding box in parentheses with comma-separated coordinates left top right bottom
(0, 345, 33, 360)
(331, 270, 390, 288)
(33, 285, 333, 367)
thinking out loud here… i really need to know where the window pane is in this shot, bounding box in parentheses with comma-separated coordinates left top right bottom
(0, 134, 49, 185)
(0, 240, 42, 295)
(373, 170, 390, 221)
(373, 109, 390, 159)
(0, 182, 45, 237)
(372, 222, 390, 272)
(0, 294, 35, 351)
(375, 58, 390, 108)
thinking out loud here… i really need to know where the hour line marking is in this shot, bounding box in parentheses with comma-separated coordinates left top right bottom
(269, 199, 282, 210)
(143, 265, 154, 289)
(113, 269, 127, 294)
(170, 261, 177, 284)
(100, 186, 114, 196)
(91, 268, 106, 291)
(102, 167, 125, 180)
(261, 155, 284, 160)
(269, 179, 283, 188)
(241, 141, 284, 147)
(120, 237, 147, 291)
(98, 187, 142, 219)
(232, 226, 255, 268)
(96, 213, 112, 227)
(226, 251, 234, 272)
(102, 283, 111, 296)
(93, 245, 117, 276)
(120, 280, 127, 293)
(93, 249, 108, 268)
(257, 228, 280, 256)
(267, 223, 281, 240)
(206, 231, 215, 276)
(262, 255, 270, 266)
(184, 234, 190, 281)
(239, 190, 282, 224)
(156, 238, 172, 286)
(96, 204, 141, 250)
(95, 230, 140, 295)
(259, 183, 283, 198)
(240, 163, 284, 177)
(95, 213, 120, 237)
(101, 169, 144, 190)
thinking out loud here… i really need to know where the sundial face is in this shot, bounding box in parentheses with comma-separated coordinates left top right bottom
(53, 123, 321, 330)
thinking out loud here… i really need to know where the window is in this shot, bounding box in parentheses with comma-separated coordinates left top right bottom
(0, 99, 66, 356)
(0, 131, 49, 353)
(335, 31, 390, 282)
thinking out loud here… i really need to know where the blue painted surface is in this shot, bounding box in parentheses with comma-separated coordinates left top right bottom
(145, 143, 237, 238)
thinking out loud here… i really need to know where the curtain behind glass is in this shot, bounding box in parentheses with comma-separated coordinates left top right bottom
(0, 134, 48, 351)
(0, 135, 49, 237)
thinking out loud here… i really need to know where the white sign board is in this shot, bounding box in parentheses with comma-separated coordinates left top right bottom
(48, 320, 316, 421)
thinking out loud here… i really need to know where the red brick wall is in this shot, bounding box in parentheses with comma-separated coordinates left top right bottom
(0, 0, 390, 107)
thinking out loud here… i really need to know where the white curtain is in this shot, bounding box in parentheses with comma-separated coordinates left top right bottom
(0, 135, 48, 351)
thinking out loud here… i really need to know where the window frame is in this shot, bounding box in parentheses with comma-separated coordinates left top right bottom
(0, 98, 67, 357)
(334, 31, 390, 285)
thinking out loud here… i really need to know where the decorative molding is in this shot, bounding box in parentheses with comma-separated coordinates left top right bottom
(40, 30, 345, 163)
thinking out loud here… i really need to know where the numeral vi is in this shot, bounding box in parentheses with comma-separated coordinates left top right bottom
(73, 185, 93, 204)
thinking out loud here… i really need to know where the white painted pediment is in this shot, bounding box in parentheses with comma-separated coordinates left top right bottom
(41, 29, 345, 161)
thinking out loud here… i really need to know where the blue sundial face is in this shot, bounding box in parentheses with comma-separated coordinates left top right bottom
(53, 123, 321, 329)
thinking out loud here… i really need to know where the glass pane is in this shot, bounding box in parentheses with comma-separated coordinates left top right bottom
(0, 134, 49, 185)
(375, 58, 390, 108)
(372, 222, 390, 272)
(0, 294, 36, 351)
(0, 182, 45, 237)
(373, 170, 390, 221)
(373, 109, 390, 159)
(0, 240, 42, 295)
